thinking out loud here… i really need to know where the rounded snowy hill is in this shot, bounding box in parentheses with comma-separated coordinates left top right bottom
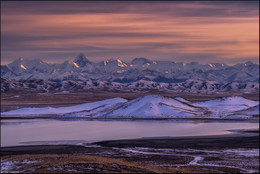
(102, 95, 207, 118)
(101, 95, 259, 119)
(193, 96, 259, 118)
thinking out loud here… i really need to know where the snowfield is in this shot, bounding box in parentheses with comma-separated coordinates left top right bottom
(1, 95, 259, 119)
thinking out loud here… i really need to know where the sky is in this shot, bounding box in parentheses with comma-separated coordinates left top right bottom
(1, 1, 259, 65)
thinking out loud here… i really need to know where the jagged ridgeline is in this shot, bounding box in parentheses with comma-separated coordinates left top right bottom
(1, 54, 259, 93)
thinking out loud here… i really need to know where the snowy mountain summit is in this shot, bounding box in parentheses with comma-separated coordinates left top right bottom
(73, 53, 92, 67)
(2, 95, 259, 119)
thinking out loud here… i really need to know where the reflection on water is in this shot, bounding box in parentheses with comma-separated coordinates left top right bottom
(1, 119, 259, 147)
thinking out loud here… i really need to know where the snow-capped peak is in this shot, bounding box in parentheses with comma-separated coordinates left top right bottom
(131, 58, 153, 65)
(73, 53, 92, 67)
(8, 58, 48, 71)
(103, 59, 127, 67)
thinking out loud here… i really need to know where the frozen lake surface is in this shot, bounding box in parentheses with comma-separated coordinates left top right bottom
(1, 119, 259, 147)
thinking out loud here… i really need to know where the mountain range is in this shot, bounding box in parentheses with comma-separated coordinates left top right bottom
(1, 54, 259, 83)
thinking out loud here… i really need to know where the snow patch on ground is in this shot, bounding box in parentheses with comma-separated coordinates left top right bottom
(1, 159, 38, 173)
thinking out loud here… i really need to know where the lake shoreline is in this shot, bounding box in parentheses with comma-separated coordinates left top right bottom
(1, 115, 259, 122)
(2, 130, 259, 155)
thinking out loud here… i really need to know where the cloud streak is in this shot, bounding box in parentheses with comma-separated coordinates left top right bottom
(1, 1, 259, 64)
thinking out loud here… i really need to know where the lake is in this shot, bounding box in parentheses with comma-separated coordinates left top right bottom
(1, 119, 258, 147)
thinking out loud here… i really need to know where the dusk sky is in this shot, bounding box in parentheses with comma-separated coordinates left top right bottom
(1, 1, 259, 65)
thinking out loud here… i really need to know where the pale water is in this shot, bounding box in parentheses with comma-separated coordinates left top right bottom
(1, 119, 258, 147)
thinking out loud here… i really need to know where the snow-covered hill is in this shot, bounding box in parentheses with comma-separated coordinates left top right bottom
(1, 98, 127, 116)
(1, 95, 259, 119)
(100, 95, 259, 119)
(102, 95, 208, 118)
(1, 54, 259, 83)
(193, 96, 259, 118)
